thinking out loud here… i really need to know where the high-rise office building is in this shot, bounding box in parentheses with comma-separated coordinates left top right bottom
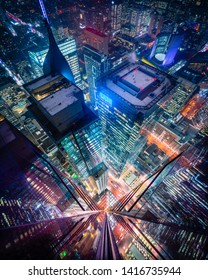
(83, 45, 109, 108)
(84, 27, 109, 55)
(79, 3, 110, 32)
(129, 3, 151, 37)
(60, 113, 103, 180)
(125, 147, 208, 259)
(89, 162, 108, 194)
(148, 12, 163, 38)
(0, 0, 208, 262)
(111, 0, 123, 34)
(36, 2, 77, 87)
(97, 63, 175, 176)
(24, 74, 103, 182)
(158, 84, 195, 117)
(29, 37, 82, 88)
(121, 0, 130, 26)
(0, 81, 68, 173)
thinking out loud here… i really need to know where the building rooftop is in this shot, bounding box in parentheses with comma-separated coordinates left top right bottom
(29, 102, 98, 142)
(85, 27, 107, 38)
(24, 74, 76, 102)
(89, 162, 107, 178)
(103, 63, 174, 109)
(40, 85, 79, 116)
(24, 74, 61, 92)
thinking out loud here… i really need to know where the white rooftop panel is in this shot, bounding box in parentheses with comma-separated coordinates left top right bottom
(40, 85, 79, 116)
(121, 68, 155, 90)
(25, 75, 60, 91)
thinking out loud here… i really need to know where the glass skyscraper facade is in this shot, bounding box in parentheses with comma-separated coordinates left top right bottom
(60, 115, 103, 180)
(29, 37, 82, 88)
(97, 87, 141, 176)
(97, 63, 175, 176)
(83, 45, 109, 108)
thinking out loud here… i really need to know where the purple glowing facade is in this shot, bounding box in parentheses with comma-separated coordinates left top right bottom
(162, 34, 183, 66)
(149, 39, 157, 59)
(149, 32, 183, 66)
(38, 0, 49, 23)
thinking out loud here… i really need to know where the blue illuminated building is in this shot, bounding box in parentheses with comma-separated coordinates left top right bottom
(149, 33, 170, 61)
(83, 45, 109, 108)
(37, 0, 75, 84)
(100, 92, 112, 106)
(97, 63, 174, 176)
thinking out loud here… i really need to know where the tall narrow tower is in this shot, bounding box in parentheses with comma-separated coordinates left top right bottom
(38, 0, 49, 24)
(38, 0, 75, 84)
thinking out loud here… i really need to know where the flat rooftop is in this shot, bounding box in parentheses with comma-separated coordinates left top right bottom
(104, 63, 174, 109)
(24, 74, 81, 115)
(24, 74, 74, 101)
(85, 27, 107, 38)
(24, 75, 61, 92)
(29, 103, 98, 142)
(40, 86, 79, 116)
(121, 68, 156, 91)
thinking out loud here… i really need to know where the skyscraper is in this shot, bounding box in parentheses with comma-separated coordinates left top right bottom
(60, 111, 103, 180)
(122, 147, 208, 259)
(111, 0, 123, 34)
(148, 12, 163, 38)
(129, 2, 151, 37)
(24, 74, 103, 183)
(83, 45, 109, 108)
(97, 62, 175, 176)
(43, 21, 75, 84)
(0, 0, 208, 262)
(89, 162, 108, 194)
(84, 28, 109, 55)
(29, 37, 82, 88)
(37, 0, 75, 84)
